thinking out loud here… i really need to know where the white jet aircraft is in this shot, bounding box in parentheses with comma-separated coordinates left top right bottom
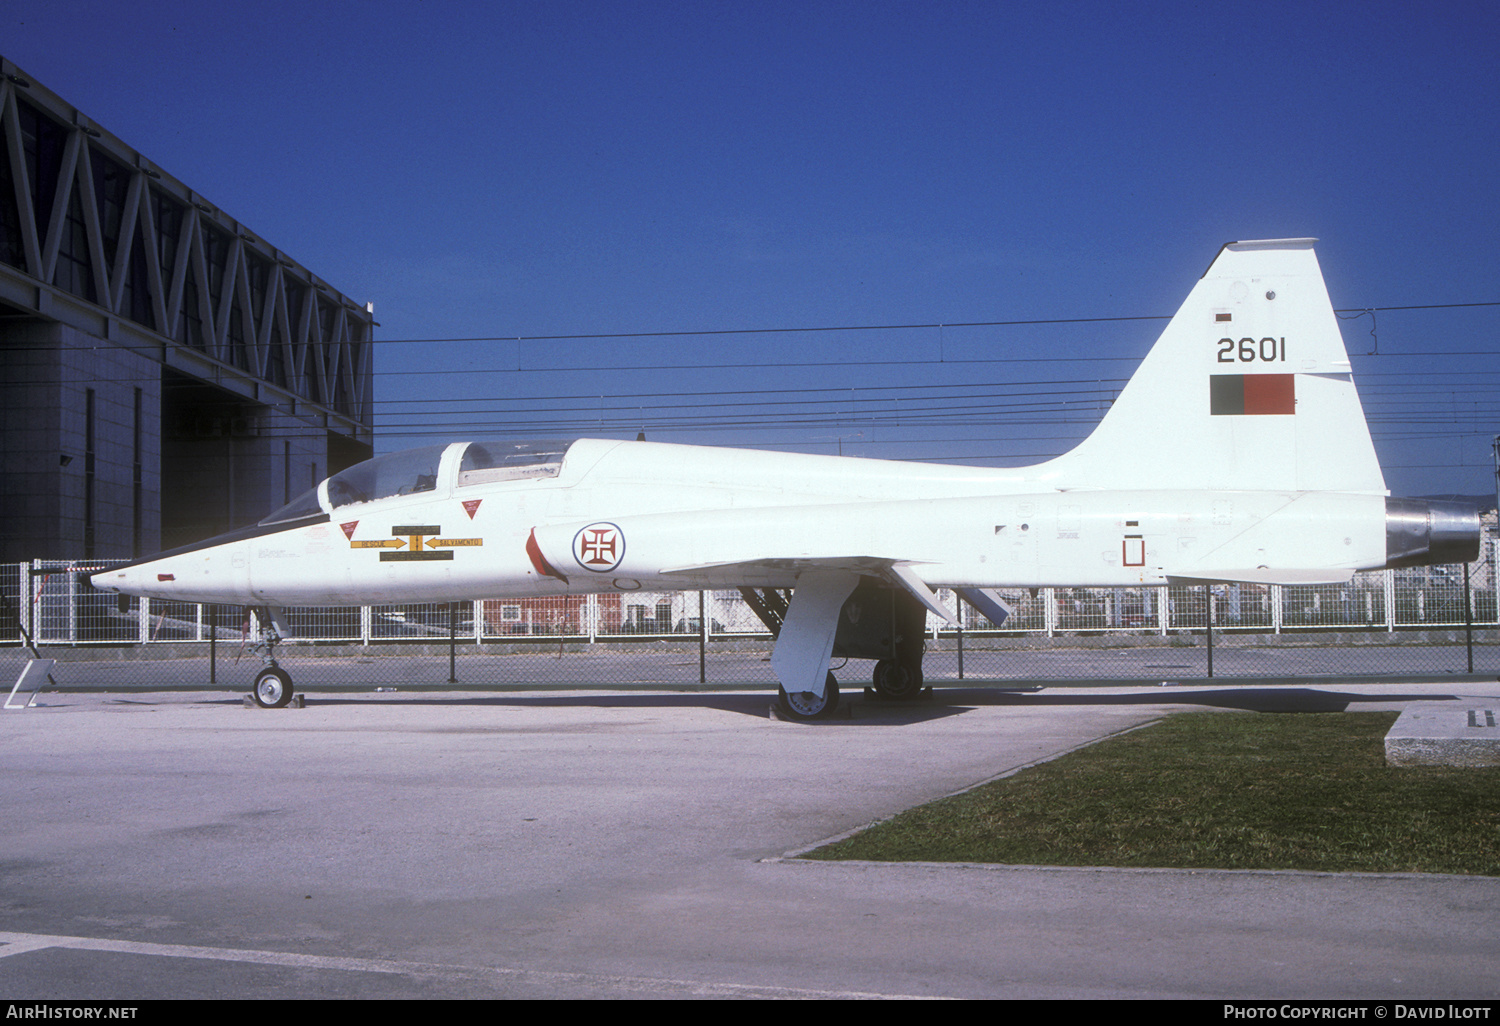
(92, 240, 1480, 716)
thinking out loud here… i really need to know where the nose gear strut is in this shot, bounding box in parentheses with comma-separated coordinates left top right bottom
(247, 607, 295, 708)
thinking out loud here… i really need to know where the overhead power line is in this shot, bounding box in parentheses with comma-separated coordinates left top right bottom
(3, 299, 1496, 354)
(337, 299, 1500, 347)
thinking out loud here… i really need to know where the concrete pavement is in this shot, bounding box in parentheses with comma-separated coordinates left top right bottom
(0, 681, 1496, 999)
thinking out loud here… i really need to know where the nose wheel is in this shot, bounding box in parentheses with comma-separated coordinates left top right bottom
(252, 666, 294, 709)
(246, 607, 297, 708)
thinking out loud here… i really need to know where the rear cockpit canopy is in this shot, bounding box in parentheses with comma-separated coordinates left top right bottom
(259, 440, 573, 526)
(457, 440, 569, 486)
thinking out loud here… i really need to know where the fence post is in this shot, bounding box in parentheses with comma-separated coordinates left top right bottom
(448, 601, 458, 683)
(1464, 561, 1474, 673)
(956, 594, 965, 680)
(360, 604, 372, 646)
(587, 592, 598, 644)
(19, 563, 31, 642)
(1271, 584, 1283, 635)
(1044, 587, 1056, 637)
(1493, 538, 1499, 627)
(138, 597, 149, 643)
(1383, 569, 1396, 631)
(1206, 585, 1215, 678)
(699, 591, 707, 684)
(67, 567, 78, 644)
(473, 599, 483, 645)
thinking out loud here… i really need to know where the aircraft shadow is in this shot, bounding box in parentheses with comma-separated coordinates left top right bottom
(194, 683, 1469, 724)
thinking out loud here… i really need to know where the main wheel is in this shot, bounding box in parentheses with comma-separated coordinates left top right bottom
(252, 667, 293, 709)
(872, 659, 924, 701)
(776, 673, 840, 721)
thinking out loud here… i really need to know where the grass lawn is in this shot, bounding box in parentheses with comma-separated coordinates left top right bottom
(805, 711, 1500, 875)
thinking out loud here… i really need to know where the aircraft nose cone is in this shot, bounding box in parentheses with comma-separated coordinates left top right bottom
(90, 562, 161, 596)
(89, 548, 223, 601)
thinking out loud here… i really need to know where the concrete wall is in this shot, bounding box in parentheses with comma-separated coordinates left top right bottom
(159, 382, 329, 548)
(1, 320, 161, 561)
(0, 59, 374, 564)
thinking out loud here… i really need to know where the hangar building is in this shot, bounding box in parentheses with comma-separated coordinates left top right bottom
(0, 57, 374, 564)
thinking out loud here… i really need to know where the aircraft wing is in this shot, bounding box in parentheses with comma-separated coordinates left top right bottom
(661, 556, 958, 700)
(661, 556, 959, 625)
(1163, 568, 1356, 586)
(659, 554, 894, 579)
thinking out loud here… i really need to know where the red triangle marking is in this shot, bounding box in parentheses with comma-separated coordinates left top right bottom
(462, 499, 482, 520)
(340, 521, 359, 540)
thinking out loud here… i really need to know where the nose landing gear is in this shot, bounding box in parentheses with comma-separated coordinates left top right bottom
(247, 608, 296, 708)
(252, 666, 293, 708)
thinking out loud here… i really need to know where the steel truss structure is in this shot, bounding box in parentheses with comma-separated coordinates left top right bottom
(0, 56, 374, 562)
(0, 58, 373, 423)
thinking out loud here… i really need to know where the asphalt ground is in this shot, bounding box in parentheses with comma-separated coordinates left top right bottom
(1, 677, 1498, 1000)
(4, 637, 1497, 693)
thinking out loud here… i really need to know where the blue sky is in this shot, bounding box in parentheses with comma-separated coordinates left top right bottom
(4, 0, 1497, 498)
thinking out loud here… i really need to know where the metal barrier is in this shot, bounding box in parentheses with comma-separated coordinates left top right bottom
(3, 541, 1497, 687)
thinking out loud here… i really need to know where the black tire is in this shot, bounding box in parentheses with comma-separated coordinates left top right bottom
(252, 667, 293, 709)
(872, 658, 924, 701)
(776, 673, 840, 720)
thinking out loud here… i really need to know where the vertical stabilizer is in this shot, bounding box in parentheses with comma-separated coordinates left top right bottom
(1038, 240, 1386, 495)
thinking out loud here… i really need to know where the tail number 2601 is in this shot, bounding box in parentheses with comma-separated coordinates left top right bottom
(1217, 337, 1286, 363)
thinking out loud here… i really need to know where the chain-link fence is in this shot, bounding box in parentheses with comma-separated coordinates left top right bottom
(4, 541, 1498, 691)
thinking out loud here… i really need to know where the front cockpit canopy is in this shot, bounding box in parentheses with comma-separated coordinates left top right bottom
(259, 440, 572, 526)
(325, 444, 448, 509)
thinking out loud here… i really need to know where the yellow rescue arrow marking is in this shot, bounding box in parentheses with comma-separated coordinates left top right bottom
(347, 525, 481, 561)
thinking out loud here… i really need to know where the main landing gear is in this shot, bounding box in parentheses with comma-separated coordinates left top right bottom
(870, 657, 925, 702)
(776, 673, 841, 721)
(775, 659, 924, 719)
(749, 576, 932, 720)
(247, 609, 295, 708)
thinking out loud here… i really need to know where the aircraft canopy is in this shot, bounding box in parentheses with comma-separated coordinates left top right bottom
(258, 440, 574, 525)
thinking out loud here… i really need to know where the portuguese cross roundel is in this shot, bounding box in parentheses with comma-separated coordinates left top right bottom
(572, 522, 625, 573)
